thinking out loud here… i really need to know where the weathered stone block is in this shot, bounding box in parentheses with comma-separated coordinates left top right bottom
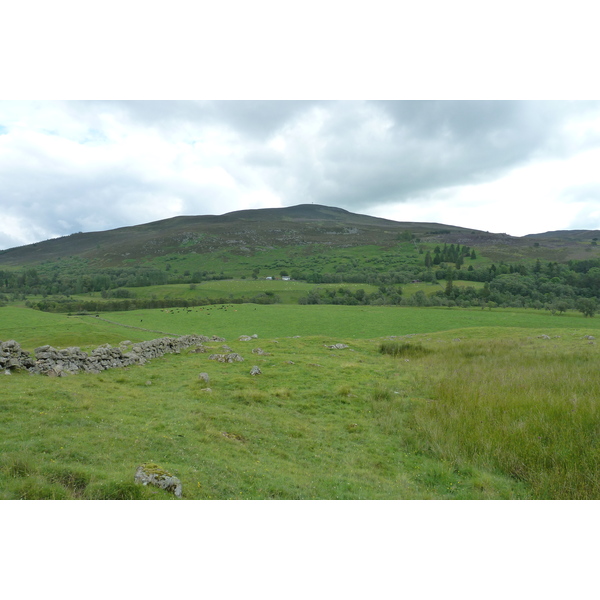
(134, 463, 182, 498)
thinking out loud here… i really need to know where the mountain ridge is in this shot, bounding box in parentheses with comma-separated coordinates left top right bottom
(1, 204, 599, 267)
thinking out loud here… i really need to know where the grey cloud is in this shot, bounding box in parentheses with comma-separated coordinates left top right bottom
(67, 100, 323, 141)
(251, 100, 600, 211)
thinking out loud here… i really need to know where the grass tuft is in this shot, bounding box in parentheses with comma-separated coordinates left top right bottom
(85, 481, 146, 500)
(1, 453, 37, 478)
(379, 341, 432, 358)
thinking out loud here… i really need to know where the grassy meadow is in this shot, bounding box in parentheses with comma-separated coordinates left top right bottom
(61, 278, 482, 309)
(2, 303, 600, 499)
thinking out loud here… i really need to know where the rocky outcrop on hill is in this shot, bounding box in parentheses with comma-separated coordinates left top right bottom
(0, 334, 220, 376)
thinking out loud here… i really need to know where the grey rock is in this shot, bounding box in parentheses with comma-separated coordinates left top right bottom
(134, 463, 182, 498)
(5, 334, 222, 376)
(198, 372, 210, 384)
(250, 365, 262, 376)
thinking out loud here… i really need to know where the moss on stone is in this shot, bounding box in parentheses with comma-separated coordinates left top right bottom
(140, 462, 172, 480)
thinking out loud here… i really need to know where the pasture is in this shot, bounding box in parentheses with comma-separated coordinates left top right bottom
(76, 303, 600, 341)
(122, 279, 381, 304)
(2, 302, 600, 499)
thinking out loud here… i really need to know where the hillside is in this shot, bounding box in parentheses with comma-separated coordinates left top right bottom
(2, 204, 600, 270)
(0, 204, 506, 267)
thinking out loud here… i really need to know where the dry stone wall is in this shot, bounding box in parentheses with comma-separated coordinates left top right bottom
(1, 335, 225, 376)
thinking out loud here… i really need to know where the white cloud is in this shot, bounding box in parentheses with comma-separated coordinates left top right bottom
(2, 100, 600, 248)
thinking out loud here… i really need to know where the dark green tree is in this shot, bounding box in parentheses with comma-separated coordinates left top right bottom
(577, 298, 597, 318)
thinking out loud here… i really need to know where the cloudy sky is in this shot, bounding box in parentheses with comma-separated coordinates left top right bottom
(2, 99, 600, 249)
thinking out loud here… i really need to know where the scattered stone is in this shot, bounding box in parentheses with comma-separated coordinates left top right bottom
(538, 335, 551, 339)
(145, 380, 152, 386)
(209, 353, 244, 363)
(250, 365, 262, 375)
(134, 463, 182, 498)
(326, 343, 349, 350)
(198, 372, 210, 384)
(584, 335, 595, 340)
(252, 348, 270, 355)
(239, 335, 252, 341)
(200, 388, 212, 392)
(285, 361, 295, 364)
(4, 370, 11, 375)
(222, 345, 233, 352)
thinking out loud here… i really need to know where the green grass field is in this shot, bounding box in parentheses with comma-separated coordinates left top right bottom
(2, 302, 600, 499)
(123, 279, 381, 304)
(78, 303, 600, 341)
(63, 279, 480, 308)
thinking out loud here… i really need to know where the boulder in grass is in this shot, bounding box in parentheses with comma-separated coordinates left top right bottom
(250, 365, 262, 376)
(134, 463, 182, 498)
(251, 348, 270, 355)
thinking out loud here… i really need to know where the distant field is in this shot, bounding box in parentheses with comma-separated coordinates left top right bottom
(124, 279, 381, 304)
(0, 306, 153, 350)
(65, 279, 481, 306)
(92, 303, 600, 341)
(3, 304, 598, 350)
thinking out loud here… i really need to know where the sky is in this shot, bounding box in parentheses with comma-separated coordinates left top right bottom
(2, 99, 600, 250)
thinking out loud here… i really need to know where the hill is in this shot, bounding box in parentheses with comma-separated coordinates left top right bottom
(0, 204, 600, 282)
(0, 204, 519, 267)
